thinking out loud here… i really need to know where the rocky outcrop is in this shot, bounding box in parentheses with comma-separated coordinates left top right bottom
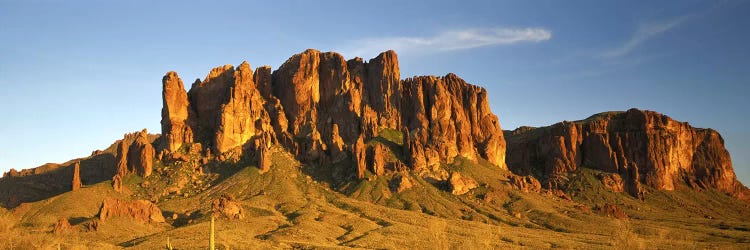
(158, 49, 507, 184)
(53, 218, 72, 234)
(354, 136, 367, 179)
(98, 198, 165, 223)
(113, 129, 156, 178)
(401, 74, 507, 171)
(212, 194, 245, 220)
(510, 175, 541, 193)
(505, 109, 749, 200)
(389, 173, 413, 193)
(71, 162, 81, 191)
(257, 146, 272, 173)
(183, 62, 272, 157)
(112, 174, 123, 192)
(449, 172, 478, 195)
(368, 144, 388, 176)
(599, 173, 625, 193)
(127, 130, 155, 177)
(161, 71, 194, 152)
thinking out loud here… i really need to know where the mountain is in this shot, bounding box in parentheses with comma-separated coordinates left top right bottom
(505, 109, 750, 201)
(1, 49, 749, 249)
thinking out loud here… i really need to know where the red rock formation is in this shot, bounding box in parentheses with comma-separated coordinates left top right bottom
(113, 129, 155, 178)
(354, 135, 367, 179)
(257, 144, 271, 174)
(510, 175, 541, 193)
(506, 109, 749, 200)
(127, 130, 155, 177)
(389, 173, 413, 193)
(273, 49, 321, 136)
(161, 71, 194, 152)
(449, 172, 478, 195)
(159, 49, 507, 183)
(53, 218, 72, 234)
(115, 138, 129, 177)
(599, 173, 624, 192)
(71, 162, 81, 191)
(401, 74, 507, 169)
(365, 50, 401, 130)
(179, 62, 272, 156)
(98, 198, 165, 223)
(112, 174, 123, 192)
(369, 144, 388, 176)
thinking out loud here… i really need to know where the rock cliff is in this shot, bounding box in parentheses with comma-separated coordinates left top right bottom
(160, 49, 508, 180)
(115, 129, 156, 178)
(505, 109, 749, 200)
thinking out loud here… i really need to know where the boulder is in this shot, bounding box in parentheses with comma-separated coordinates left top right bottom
(212, 194, 245, 220)
(98, 198, 165, 223)
(389, 173, 413, 193)
(510, 175, 541, 193)
(599, 173, 625, 192)
(449, 172, 478, 195)
(112, 174, 123, 192)
(52, 218, 72, 234)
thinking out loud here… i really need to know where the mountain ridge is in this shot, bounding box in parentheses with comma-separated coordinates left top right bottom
(1, 49, 749, 248)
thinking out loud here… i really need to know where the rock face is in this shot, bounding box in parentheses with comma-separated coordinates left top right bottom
(184, 62, 272, 157)
(159, 49, 507, 182)
(98, 198, 165, 223)
(401, 74, 507, 170)
(114, 129, 156, 178)
(129, 133, 155, 178)
(161, 71, 194, 152)
(505, 109, 749, 200)
(71, 162, 81, 191)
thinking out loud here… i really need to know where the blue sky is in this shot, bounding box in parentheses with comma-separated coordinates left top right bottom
(1, 1, 749, 184)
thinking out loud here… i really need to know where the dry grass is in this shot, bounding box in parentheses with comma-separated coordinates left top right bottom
(1, 147, 749, 249)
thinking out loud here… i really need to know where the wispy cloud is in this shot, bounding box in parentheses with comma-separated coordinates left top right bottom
(601, 16, 690, 58)
(339, 27, 552, 58)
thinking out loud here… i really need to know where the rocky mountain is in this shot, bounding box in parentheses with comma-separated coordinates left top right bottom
(1, 49, 749, 248)
(159, 49, 506, 184)
(505, 109, 749, 201)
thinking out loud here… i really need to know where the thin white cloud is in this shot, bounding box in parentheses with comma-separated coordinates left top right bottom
(340, 27, 552, 58)
(601, 16, 689, 58)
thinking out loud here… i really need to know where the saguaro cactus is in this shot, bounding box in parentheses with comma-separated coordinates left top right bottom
(210, 215, 215, 250)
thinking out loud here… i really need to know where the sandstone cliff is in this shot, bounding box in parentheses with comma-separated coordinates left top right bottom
(505, 109, 749, 200)
(159, 49, 508, 180)
(115, 129, 156, 178)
